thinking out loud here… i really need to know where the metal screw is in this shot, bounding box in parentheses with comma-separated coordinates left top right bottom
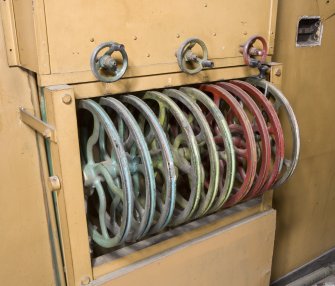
(176, 34, 180, 38)
(48, 176, 61, 192)
(62, 94, 72, 104)
(80, 276, 91, 285)
(43, 129, 52, 139)
(275, 69, 282, 77)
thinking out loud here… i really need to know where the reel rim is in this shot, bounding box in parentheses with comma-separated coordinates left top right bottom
(231, 80, 285, 196)
(77, 99, 133, 248)
(216, 82, 272, 200)
(246, 78, 300, 189)
(143, 91, 202, 225)
(163, 88, 220, 218)
(120, 95, 177, 234)
(200, 84, 258, 207)
(179, 86, 236, 212)
(100, 97, 156, 241)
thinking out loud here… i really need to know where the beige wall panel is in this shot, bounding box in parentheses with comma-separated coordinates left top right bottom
(272, 0, 335, 280)
(43, 0, 276, 74)
(0, 16, 55, 286)
(273, 153, 335, 279)
(11, 0, 50, 74)
(97, 210, 276, 286)
(11, 0, 38, 71)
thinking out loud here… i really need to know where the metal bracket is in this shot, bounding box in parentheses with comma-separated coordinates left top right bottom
(268, 62, 283, 88)
(19, 107, 57, 142)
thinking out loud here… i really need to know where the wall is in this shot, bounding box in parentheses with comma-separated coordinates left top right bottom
(272, 0, 335, 280)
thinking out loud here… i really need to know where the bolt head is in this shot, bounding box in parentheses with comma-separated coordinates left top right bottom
(62, 94, 72, 104)
(48, 176, 61, 191)
(275, 69, 282, 77)
(81, 276, 91, 285)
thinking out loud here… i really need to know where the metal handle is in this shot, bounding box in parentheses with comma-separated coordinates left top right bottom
(90, 41, 128, 83)
(176, 38, 214, 75)
(240, 35, 268, 67)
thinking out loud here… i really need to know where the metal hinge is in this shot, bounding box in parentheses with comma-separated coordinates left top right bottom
(19, 107, 57, 142)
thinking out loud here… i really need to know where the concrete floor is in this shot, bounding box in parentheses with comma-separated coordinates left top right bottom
(313, 275, 335, 286)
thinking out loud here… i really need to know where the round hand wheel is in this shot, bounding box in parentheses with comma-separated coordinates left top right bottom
(176, 38, 214, 75)
(90, 41, 128, 83)
(241, 35, 268, 67)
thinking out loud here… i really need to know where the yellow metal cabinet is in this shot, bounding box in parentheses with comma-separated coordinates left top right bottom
(0, 1, 283, 285)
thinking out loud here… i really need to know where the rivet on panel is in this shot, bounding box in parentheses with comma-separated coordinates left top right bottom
(176, 34, 180, 38)
(62, 94, 72, 104)
(275, 69, 282, 77)
(48, 176, 61, 192)
(80, 276, 91, 285)
(133, 36, 138, 40)
(90, 38, 95, 42)
(42, 129, 52, 139)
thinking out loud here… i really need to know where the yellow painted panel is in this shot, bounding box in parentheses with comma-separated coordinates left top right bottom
(0, 17, 56, 286)
(95, 210, 276, 286)
(43, 0, 276, 74)
(11, 0, 50, 73)
(272, 0, 335, 280)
